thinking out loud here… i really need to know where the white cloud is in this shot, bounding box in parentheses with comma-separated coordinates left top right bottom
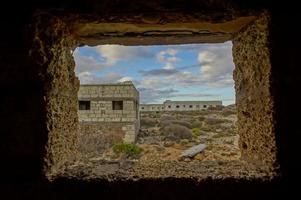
(77, 72, 122, 84)
(75, 42, 235, 103)
(96, 45, 153, 66)
(197, 43, 234, 83)
(74, 51, 108, 73)
(156, 48, 181, 70)
(118, 76, 133, 83)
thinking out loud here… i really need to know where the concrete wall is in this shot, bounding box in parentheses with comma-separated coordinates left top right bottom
(140, 100, 222, 112)
(78, 82, 140, 144)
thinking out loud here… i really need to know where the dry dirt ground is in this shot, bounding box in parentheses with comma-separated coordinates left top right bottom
(59, 105, 275, 181)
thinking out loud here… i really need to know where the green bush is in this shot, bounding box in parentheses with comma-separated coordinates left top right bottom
(112, 143, 142, 156)
(192, 128, 201, 136)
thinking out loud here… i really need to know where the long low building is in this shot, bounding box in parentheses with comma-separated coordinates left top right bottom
(140, 100, 222, 111)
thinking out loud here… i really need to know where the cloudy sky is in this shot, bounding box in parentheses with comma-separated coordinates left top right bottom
(74, 41, 235, 105)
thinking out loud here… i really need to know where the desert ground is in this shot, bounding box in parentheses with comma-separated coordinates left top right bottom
(61, 105, 261, 180)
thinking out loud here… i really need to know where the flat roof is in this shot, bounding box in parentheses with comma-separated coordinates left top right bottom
(80, 81, 139, 94)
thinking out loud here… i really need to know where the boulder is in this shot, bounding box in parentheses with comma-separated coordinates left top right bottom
(180, 144, 206, 158)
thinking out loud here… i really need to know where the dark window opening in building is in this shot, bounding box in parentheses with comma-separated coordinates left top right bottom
(168, 105, 171, 108)
(112, 101, 123, 110)
(203, 105, 207, 108)
(176, 105, 180, 108)
(183, 105, 186, 108)
(142, 107, 144, 109)
(79, 101, 90, 110)
(189, 105, 193, 108)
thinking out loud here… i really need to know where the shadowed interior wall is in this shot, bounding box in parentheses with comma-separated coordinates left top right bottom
(31, 13, 79, 178)
(233, 13, 277, 169)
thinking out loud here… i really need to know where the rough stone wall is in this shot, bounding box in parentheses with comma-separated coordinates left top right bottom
(78, 122, 126, 155)
(233, 13, 277, 168)
(31, 13, 79, 178)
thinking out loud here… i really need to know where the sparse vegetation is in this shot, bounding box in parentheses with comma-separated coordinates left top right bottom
(140, 117, 157, 128)
(204, 118, 229, 125)
(82, 107, 239, 168)
(191, 120, 202, 128)
(161, 124, 193, 141)
(112, 143, 142, 156)
(221, 109, 236, 117)
(191, 128, 201, 136)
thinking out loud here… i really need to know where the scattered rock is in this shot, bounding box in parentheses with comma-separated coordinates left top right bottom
(180, 144, 206, 158)
(163, 141, 175, 147)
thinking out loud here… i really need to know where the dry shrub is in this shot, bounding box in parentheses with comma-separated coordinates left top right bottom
(160, 119, 191, 129)
(198, 116, 206, 121)
(221, 109, 236, 116)
(169, 120, 191, 128)
(160, 120, 172, 128)
(191, 120, 202, 128)
(140, 117, 157, 127)
(160, 114, 176, 121)
(208, 105, 224, 111)
(78, 134, 118, 155)
(205, 118, 229, 125)
(161, 124, 192, 141)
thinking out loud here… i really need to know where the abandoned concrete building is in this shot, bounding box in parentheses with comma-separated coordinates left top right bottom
(78, 81, 139, 143)
(140, 100, 222, 111)
(1, 0, 298, 199)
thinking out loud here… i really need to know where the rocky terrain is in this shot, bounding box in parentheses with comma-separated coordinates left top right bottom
(136, 104, 240, 163)
(57, 105, 277, 181)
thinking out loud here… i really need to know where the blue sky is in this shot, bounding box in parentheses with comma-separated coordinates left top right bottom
(74, 42, 235, 105)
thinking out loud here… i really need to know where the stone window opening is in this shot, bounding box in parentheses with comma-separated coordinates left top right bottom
(38, 11, 279, 183)
(78, 101, 90, 110)
(112, 101, 123, 110)
(176, 105, 179, 108)
(189, 105, 193, 108)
